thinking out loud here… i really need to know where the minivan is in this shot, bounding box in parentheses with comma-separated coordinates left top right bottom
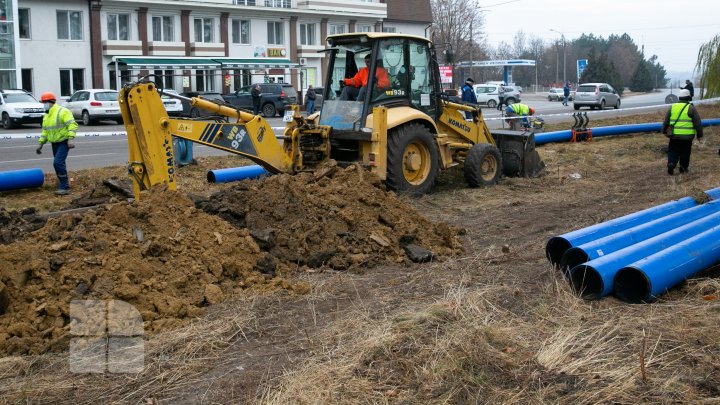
(573, 83, 621, 110)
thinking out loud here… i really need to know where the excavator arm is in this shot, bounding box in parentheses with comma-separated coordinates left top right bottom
(119, 82, 297, 198)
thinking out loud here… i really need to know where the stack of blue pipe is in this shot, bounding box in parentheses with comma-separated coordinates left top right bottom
(546, 187, 720, 303)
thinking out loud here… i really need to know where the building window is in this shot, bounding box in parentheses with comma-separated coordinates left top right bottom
(300, 23, 316, 46)
(382, 27, 397, 33)
(233, 69, 252, 92)
(107, 13, 129, 41)
(57, 11, 82, 40)
(267, 21, 284, 45)
(21, 69, 32, 93)
(232, 19, 250, 44)
(329, 24, 345, 35)
(196, 70, 215, 92)
(152, 16, 174, 42)
(109, 70, 131, 90)
(60, 69, 84, 97)
(357, 25, 372, 33)
(19, 9, 30, 39)
(233, 0, 256, 4)
(154, 69, 174, 90)
(264, 0, 291, 8)
(194, 18, 214, 43)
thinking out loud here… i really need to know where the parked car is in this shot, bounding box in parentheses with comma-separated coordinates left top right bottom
(160, 89, 183, 116)
(573, 82, 621, 110)
(0, 89, 45, 129)
(63, 89, 121, 125)
(548, 87, 574, 101)
(473, 84, 500, 108)
(442, 88, 461, 103)
(222, 83, 298, 117)
(501, 85, 522, 105)
(180, 91, 227, 118)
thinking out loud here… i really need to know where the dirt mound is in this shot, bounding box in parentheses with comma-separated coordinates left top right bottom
(195, 162, 463, 270)
(0, 207, 47, 245)
(0, 189, 306, 355)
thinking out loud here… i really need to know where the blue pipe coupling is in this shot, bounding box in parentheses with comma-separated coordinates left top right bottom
(207, 165, 269, 183)
(0, 168, 45, 191)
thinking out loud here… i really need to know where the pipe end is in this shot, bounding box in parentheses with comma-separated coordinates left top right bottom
(614, 267, 652, 304)
(546, 237, 572, 267)
(207, 171, 217, 183)
(560, 248, 590, 278)
(569, 265, 604, 300)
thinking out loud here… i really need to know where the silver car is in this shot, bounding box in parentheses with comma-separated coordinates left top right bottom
(64, 89, 121, 125)
(573, 83, 620, 110)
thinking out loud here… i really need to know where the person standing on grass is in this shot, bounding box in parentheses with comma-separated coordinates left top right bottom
(662, 89, 703, 175)
(36, 92, 77, 195)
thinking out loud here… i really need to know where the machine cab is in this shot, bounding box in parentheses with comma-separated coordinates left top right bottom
(320, 33, 441, 132)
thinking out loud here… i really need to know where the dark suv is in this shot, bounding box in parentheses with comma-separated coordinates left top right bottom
(222, 83, 298, 117)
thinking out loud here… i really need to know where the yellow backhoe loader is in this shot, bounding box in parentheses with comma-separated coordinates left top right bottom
(119, 33, 544, 199)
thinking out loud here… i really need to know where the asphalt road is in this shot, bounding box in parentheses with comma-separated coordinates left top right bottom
(0, 89, 679, 172)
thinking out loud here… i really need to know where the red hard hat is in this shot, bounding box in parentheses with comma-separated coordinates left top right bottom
(529, 107, 536, 115)
(40, 92, 57, 102)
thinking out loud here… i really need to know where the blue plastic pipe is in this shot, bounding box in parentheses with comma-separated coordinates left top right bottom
(614, 224, 720, 303)
(0, 168, 44, 191)
(173, 137, 194, 166)
(568, 210, 720, 299)
(535, 118, 720, 145)
(560, 199, 720, 272)
(545, 186, 720, 266)
(207, 165, 269, 183)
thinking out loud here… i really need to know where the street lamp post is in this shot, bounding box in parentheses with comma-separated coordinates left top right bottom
(551, 29, 566, 84)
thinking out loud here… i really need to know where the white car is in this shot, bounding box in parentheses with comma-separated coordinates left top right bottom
(0, 89, 45, 129)
(473, 84, 500, 108)
(63, 89, 121, 125)
(573, 83, 621, 110)
(161, 89, 183, 116)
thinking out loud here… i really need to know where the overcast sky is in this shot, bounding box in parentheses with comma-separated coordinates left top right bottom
(478, 0, 719, 76)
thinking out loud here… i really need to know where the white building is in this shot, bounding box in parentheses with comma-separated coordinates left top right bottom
(8, 0, 431, 99)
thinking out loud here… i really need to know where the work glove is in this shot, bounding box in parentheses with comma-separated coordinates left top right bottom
(339, 79, 346, 88)
(68, 140, 75, 149)
(35, 144, 43, 154)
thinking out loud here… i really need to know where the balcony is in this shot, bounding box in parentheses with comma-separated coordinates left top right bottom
(190, 42, 225, 57)
(148, 41, 186, 56)
(102, 40, 142, 56)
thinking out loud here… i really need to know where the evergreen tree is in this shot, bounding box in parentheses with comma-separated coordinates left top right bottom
(579, 47, 624, 94)
(629, 59, 655, 92)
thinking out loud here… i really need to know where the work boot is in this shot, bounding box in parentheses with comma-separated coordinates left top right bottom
(667, 164, 675, 175)
(55, 189, 69, 196)
(679, 166, 688, 174)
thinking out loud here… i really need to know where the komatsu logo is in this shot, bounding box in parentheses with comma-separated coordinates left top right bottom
(163, 139, 175, 183)
(448, 118, 471, 132)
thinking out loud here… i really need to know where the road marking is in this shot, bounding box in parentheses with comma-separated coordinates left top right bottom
(0, 152, 119, 164)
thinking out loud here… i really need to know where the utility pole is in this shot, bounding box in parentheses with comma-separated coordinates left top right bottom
(551, 29, 567, 84)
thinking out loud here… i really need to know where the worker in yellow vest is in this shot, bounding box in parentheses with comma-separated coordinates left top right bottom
(661, 89, 703, 175)
(36, 92, 78, 195)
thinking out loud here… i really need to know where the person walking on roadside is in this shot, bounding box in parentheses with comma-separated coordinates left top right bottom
(305, 85, 316, 115)
(251, 84, 262, 115)
(496, 83, 506, 110)
(662, 89, 703, 175)
(681, 79, 694, 100)
(36, 92, 77, 195)
(505, 103, 535, 131)
(562, 82, 571, 106)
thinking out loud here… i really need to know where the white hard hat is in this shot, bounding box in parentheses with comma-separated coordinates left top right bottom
(678, 89, 691, 98)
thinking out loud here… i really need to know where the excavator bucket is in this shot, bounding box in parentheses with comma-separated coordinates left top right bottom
(490, 129, 546, 177)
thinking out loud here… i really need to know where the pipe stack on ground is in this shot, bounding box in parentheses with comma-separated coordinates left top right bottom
(546, 187, 720, 302)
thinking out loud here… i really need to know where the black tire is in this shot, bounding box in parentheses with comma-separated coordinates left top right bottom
(262, 103, 276, 117)
(487, 99, 497, 108)
(464, 143, 502, 188)
(614, 99, 621, 109)
(505, 98, 516, 105)
(599, 99, 606, 110)
(573, 104, 580, 111)
(386, 123, 439, 196)
(81, 110, 93, 126)
(2, 112, 14, 129)
(190, 108, 201, 118)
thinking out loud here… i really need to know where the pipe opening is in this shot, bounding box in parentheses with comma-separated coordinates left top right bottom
(614, 267, 651, 304)
(546, 237, 571, 267)
(569, 265, 604, 300)
(207, 171, 217, 183)
(560, 248, 590, 277)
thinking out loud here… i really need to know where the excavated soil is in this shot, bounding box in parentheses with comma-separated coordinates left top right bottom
(0, 162, 462, 356)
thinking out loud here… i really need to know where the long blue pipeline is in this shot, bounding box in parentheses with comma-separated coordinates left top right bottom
(568, 210, 720, 299)
(614, 224, 720, 303)
(535, 118, 720, 145)
(0, 168, 44, 191)
(207, 165, 269, 183)
(560, 199, 720, 273)
(545, 186, 720, 266)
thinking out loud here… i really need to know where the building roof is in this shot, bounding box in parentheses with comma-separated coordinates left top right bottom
(385, 0, 432, 24)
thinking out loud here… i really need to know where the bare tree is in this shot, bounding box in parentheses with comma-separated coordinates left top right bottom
(430, 0, 487, 85)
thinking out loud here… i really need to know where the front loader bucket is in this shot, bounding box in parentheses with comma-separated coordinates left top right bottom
(490, 129, 546, 177)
